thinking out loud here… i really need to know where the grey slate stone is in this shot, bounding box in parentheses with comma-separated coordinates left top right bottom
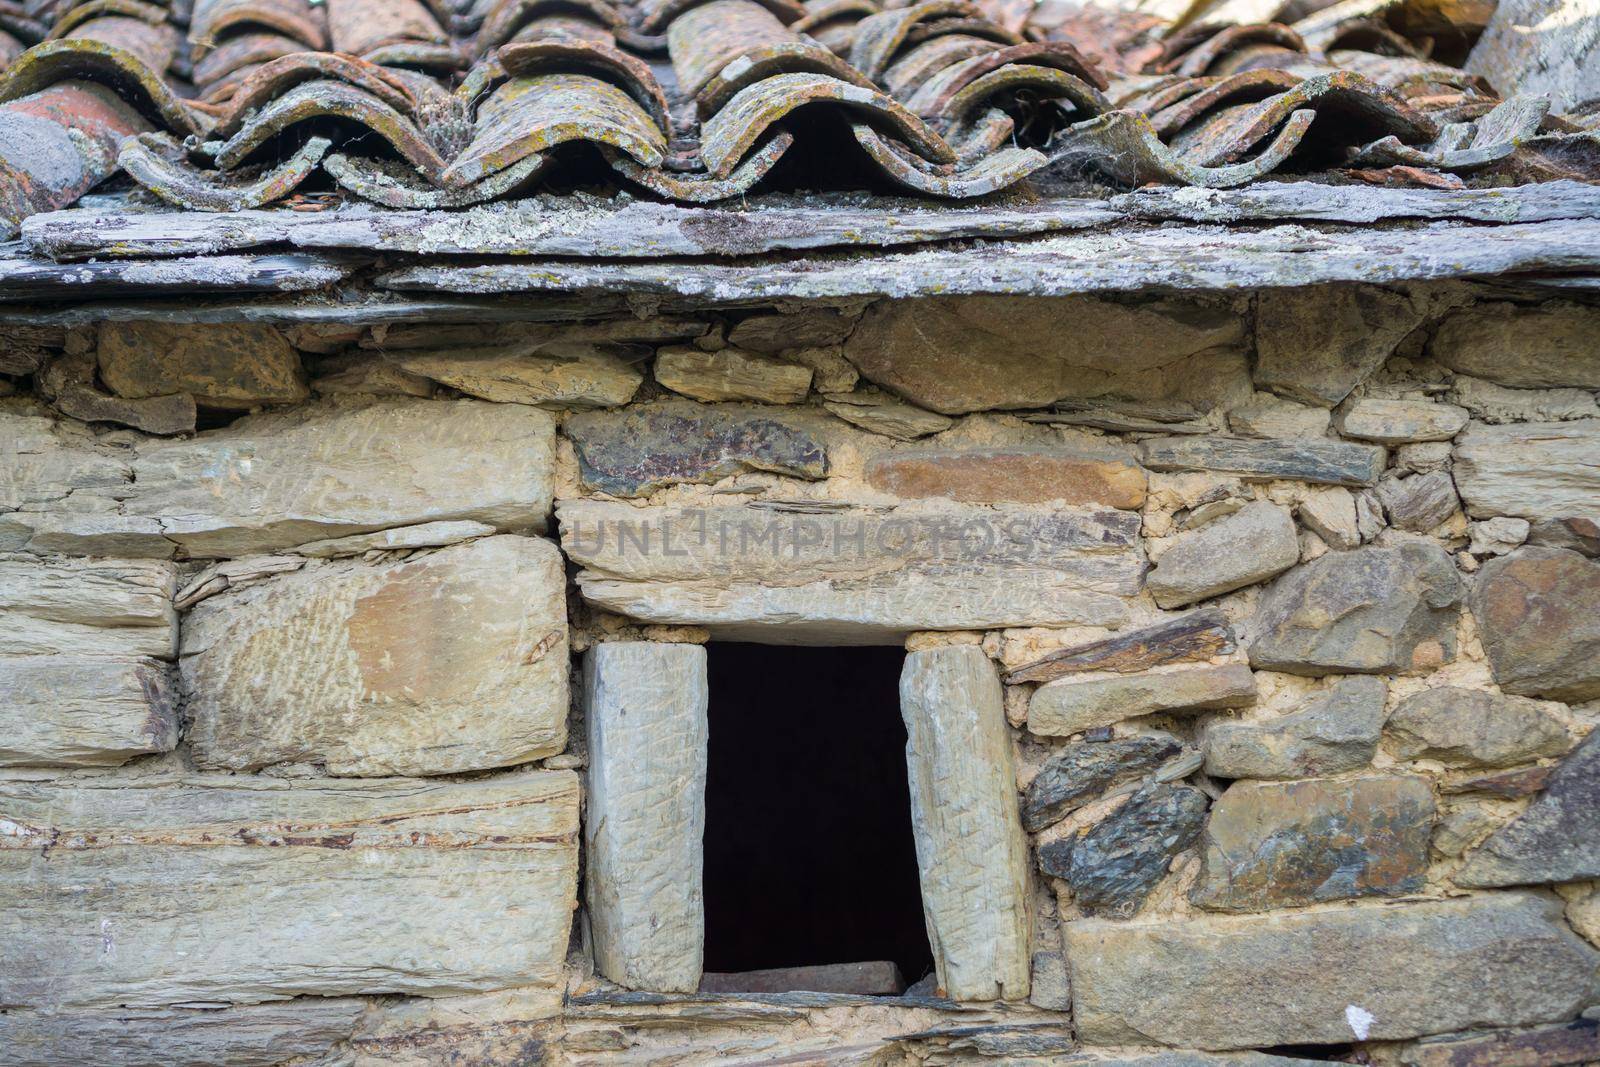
(1021, 735, 1185, 833)
(1248, 542, 1463, 675)
(1066, 892, 1600, 1049)
(1253, 286, 1426, 406)
(1038, 783, 1209, 917)
(1454, 420, 1600, 521)
(1147, 502, 1300, 608)
(1471, 547, 1600, 703)
(1140, 435, 1386, 487)
(1203, 675, 1387, 780)
(1377, 471, 1460, 533)
(565, 401, 828, 497)
(1456, 729, 1600, 887)
(1387, 687, 1574, 768)
(1191, 774, 1436, 911)
(1028, 665, 1258, 737)
(1334, 399, 1468, 444)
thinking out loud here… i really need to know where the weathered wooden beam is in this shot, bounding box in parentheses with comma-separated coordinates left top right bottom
(378, 219, 1600, 300)
(21, 196, 1118, 262)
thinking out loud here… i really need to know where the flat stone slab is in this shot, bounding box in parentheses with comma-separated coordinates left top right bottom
(2, 400, 556, 559)
(0, 557, 176, 659)
(182, 535, 568, 777)
(1191, 774, 1435, 912)
(1066, 892, 1599, 1050)
(1387, 686, 1573, 768)
(699, 961, 904, 996)
(1028, 665, 1258, 737)
(865, 447, 1148, 509)
(0, 771, 579, 1008)
(1454, 420, 1600, 521)
(559, 500, 1146, 642)
(1140, 436, 1386, 487)
(0, 655, 175, 768)
(1146, 502, 1299, 608)
(1007, 609, 1236, 685)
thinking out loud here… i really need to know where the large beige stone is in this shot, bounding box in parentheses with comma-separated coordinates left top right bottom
(655, 346, 812, 404)
(1254, 286, 1426, 406)
(559, 500, 1146, 642)
(843, 296, 1246, 415)
(1066, 892, 1599, 1050)
(0, 556, 176, 659)
(97, 321, 308, 409)
(901, 647, 1031, 1001)
(387, 342, 645, 408)
(183, 535, 567, 777)
(1146, 501, 1299, 608)
(0, 655, 175, 768)
(133, 399, 552, 558)
(0, 407, 131, 518)
(1454, 420, 1600, 521)
(1029, 665, 1258, 737)
(584, 642, 708, 993)
(0, 771, 579, 1008)
(865, 446, 1147, 509)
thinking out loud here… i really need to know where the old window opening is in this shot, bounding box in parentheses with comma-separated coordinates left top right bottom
(702, 642, 934, 993)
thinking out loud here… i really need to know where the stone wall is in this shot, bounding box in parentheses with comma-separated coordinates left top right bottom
(1, 286, 1598, 1066)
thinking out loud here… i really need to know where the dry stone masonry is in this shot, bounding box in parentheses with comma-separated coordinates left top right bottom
(1, 282, 1599, 1065)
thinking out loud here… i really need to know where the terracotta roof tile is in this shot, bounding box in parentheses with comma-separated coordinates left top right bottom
(0, 0, 1594, 233)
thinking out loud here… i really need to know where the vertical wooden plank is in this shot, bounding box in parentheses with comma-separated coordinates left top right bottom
(900, 646, 1032, 1001)
(583, 642, 709, 992)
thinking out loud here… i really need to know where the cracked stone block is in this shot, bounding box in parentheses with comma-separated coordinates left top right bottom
(1203, 675, 1387, 780)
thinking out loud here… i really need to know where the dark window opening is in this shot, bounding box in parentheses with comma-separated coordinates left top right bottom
(702, 642, 934, 994)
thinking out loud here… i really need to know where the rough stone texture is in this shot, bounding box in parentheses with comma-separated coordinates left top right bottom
(782, 346, 858, 394)
(0, 771, 580, 1008)
(97, 322, 307, 409)
(2, 400, 557, 559)
(585, 643, 708, 993)
(182, 536, 567, 776)
(1297, 488, 1361, 549)
(1335, 400, 1468, 444)
(40, 351, 197, 436)
(1529, 516, 1600, 557)
(843, 296, 1246, 415)
(310, 351, 435, 397)
(1007, 609, 1236, 685)
(1203, 675, 1388, 780)
(866, 447, 1147, 509)
(387, 342, 645, 408)
(560, 500, 1146, 642)
(1452, 376, 1600, 424)
(0, 656, 176, 768)
(728, 309, 857, 353)
(1066, 892, 1599, 1050)
(1022, 735, 1185, 833)
(1400, 1019, 1600, 1067)
(0, 1000, 364, 1067)
(1029, 665, 1258, 737)
(1471, 548, 1600, 702)
(564, 402, 828, 497)
(1457, 730, 1600, 887)
(901, 647, 1031, 1001)
(1431, 303, 1600, 388)
(0, 557, 177, 659)
(699, 961, 903, 996)
(1040, 783, 1209, 917)
(822, 388, 954, 439)
(1147, 502, 1299, 608)
(1191, 774, 1435, 911)
(1254, 286, 1426, 405)
(1378, 472, 1460, 533)
(1248, 542, 1463, 675)
(655, 345, 812, 404)
(1226, 395, 1331, 439)
(1387, 687, 1573, 768)
(292, 519, 496, 558)
(1141, 436, 1386, 487)
(1396, 441, 1454, 474)
(1468, 516, 1529, 557)
(1454, 421, 1600, 520)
